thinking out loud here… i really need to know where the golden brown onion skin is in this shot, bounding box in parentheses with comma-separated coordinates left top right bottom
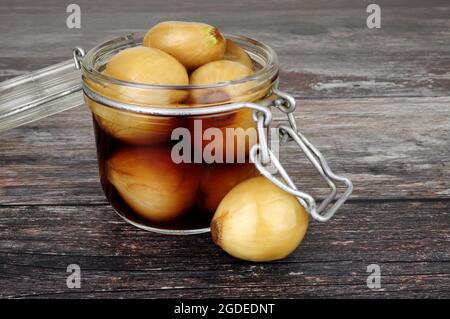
(104, 46, 189, 104)
(198, 163, 258, 213)
(107, 146, 201, 222)
(86, 46, 188, 145)
(86, 97, 183, 145)
(211, 176, 309, 262)
(143, 21, 226, 70)
(224, 40, 254, 70)
(190, 60, 253, 85)
(184, 107, 257, 163)
(188, 60, 254, 104)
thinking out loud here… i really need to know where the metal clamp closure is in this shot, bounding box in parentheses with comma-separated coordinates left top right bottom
(249, 89, 353, 222)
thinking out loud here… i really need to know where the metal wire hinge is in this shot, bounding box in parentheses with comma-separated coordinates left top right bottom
(249, 89, 353, 222)
(73, 47, 85, 70)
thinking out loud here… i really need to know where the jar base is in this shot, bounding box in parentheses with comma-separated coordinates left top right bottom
(111, 206, 211, 235)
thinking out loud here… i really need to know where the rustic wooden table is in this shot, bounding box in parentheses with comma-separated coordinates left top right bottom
(0, 0, 449, 298)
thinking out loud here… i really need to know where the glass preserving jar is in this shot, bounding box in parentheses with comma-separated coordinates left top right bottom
(83, 33, 277, 234)
(0, 32, 353, 235)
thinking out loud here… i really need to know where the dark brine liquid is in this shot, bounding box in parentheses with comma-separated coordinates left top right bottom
(93, 114, 257, 231)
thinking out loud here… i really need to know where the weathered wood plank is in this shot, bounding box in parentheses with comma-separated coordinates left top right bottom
(0, 200, 448, 298)
(1, 97, 449, 205)
(1, 0, 449, 300)
(1, 0, 449, 97)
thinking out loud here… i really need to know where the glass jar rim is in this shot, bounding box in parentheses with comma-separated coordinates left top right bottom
(81, 32, 279, 90)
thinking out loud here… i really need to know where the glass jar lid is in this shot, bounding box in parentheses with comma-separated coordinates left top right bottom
(0, 58, 83, 132)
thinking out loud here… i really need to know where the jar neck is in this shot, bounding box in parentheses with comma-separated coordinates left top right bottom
(82, 32, 279, 109)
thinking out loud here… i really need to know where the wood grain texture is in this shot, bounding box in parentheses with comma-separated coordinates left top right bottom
(1, 0, 450, 97)
(0, 0, 449, 298)
(0, 201, 448, 298)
